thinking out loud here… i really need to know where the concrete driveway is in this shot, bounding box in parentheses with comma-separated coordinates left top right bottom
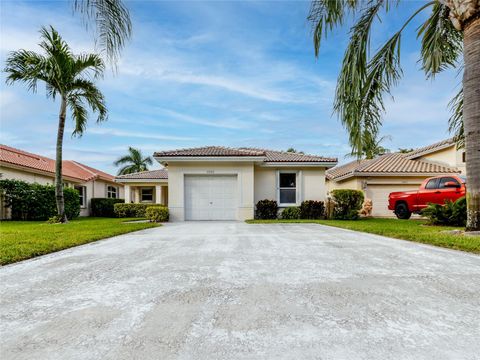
(1, 222, 479, 360)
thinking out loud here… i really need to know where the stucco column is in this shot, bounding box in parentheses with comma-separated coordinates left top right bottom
(134, 187, 140, 203)
(124, 185, 131, 203)
(155, 185, 162, 204)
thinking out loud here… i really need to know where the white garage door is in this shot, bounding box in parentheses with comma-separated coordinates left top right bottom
(184, 175, 238, 220)
(366, 184, 421, 217)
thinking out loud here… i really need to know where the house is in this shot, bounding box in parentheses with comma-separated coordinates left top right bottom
(0, 144, 123, 217)
(115, 146, 337, 221)
(326, 138, 462, 217)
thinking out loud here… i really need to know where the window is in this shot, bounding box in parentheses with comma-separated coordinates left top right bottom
(141, 188, 153, 202)
(107, 185, 118, 199)
(438, 177, 460, 188)
(425, 178, 439, 189)
(74, 185, 86, 208)
(278, 172, 296, 205)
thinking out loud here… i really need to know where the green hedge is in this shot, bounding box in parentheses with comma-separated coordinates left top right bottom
(281, 206, 300, 219)
(422, 197, 466, 226)
(0, 179, 80, 220)
(330, 189, 364, 220)
(299, 200, 325, 219)
(91, 198, 124, 217)
(114, 203, 152, 218)
(145, 205, 169, 222)
(255, 199, 278, 219)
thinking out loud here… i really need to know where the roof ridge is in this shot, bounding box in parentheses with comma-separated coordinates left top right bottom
(68, 160, 97, 176)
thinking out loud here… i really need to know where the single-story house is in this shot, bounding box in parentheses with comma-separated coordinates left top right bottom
(326, 138, 461, 217)
(115, 146, 337, 221)
(0, 144, 123, 217)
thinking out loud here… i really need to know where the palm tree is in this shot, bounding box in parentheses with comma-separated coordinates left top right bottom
(4, 26, 107, 223)
(308, 1, 480, 231)
(286, 148, 305, 154)
(72, 0, 132, 65)
(114, 147, 153, 175)
(347, 134, 391, 160)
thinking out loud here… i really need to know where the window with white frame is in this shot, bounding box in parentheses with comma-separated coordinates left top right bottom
(141, 188, 154, 202)
(74, 185, 87, 208)
(278, 172, 296, 205)
(107, 185, 118, 199)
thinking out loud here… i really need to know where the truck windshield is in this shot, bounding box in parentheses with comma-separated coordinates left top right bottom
(459, 175, 466, 183)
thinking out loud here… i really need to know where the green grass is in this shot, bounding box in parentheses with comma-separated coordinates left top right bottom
(246, 218, 480, 254)
(0, 217, 160, 265)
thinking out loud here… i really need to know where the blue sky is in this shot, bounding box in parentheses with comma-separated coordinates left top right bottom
(0, 1, 460, 174)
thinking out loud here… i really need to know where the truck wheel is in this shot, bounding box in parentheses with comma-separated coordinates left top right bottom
(395, 203, 411, 220)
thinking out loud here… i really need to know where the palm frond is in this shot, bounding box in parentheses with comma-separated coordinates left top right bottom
(114, 154, 134, 166)
(4, 50, 50, 93)
(73, 0, 132, 65)
(67, 96, 88, 137)
(70, 78, 108, 123)
(448, 87, 464, 148)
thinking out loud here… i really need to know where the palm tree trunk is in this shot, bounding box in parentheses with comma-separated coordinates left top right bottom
(463, 16, 480, 231)
(55, 97, 68, 223)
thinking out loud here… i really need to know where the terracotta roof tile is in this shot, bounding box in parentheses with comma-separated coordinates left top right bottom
(116, 169, 168, 180)
(0, 144, 115, 183)
(405, 138, 455, 159)
(326, 153, 459, 181)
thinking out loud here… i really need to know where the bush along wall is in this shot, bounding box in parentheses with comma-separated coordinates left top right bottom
(145, 205, 169, 222)
(422, 197, 466, 227)
(330, 189, 364, 220)
(0, 179, 80, 220)
(281, 206, 301, 219)
(114, 203, 152, 218)
(299, 200, 325, 219)
(91, 198, 125, 217)
(255, 199, 278, 219)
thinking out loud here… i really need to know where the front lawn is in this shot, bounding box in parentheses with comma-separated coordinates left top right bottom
(246, 218, 480, 254)
(0, 217, 160, 265)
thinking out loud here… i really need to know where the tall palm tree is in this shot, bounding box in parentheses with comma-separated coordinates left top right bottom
(308, 1, 480, 231)
(72, 0, 132, 65)
(4, 26, 107, 223)
(114, 147, 153, 175)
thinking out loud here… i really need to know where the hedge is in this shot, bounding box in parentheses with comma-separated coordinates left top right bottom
(0, 179, 80, 220)
(299, 200, 325, 219)
(281, 206, 300, 219)
(91, 198, 124, 217)
(114, 203, 151, 218)
(145, 205, 169, 222)
(330, 189, 364, 220)
(255, 199, 278, 219)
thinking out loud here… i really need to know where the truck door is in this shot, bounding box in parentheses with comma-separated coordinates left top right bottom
(415, 178, 440, 210)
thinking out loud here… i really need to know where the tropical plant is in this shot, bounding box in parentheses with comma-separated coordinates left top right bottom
(72, 0, 132, 64)
(286, 147, 305, 154)
(308, 1, 480, 230)
(4, 26, 107, 222)
(114, 147, 153, 175)
(347, 134, 391, 159)
(398, 148, 415, 154)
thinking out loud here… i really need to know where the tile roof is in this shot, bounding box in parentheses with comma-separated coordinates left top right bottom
(0, 144, 115, 183)
(116, 169, 168, 180)
(326, 153, 459, 181)
(154, 146, 337, 163)
(405, 138, 455, 159)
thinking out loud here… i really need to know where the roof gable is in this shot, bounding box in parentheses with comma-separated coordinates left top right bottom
(405, 138, 455, 159)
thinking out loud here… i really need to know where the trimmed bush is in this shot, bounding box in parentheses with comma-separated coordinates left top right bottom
(422, 197, 466, 227)
(145, 205, 169, 222)
(299, 200, 325, 219)
(330, 189, 364, 220)
(281, 206, 300, 220)
(255, 199, 278, 219)
(91, 198, 124, 217)
(114, 203, 151, 218)
(0, 179, 80, 220)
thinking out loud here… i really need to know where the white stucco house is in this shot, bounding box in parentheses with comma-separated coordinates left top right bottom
(0, 144, 123, 217)
(115, 146, 337, 221)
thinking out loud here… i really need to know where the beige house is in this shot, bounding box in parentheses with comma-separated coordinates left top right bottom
(116, 146, 337, 221)
(326, 138, 462, 217)
(0, 144, 123, 217)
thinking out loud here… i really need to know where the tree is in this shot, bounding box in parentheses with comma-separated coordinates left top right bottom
(308, 1, 480, 231)
(114, 147, 153, 175)
(398, 148, 415, 154)
(286, 148, 305, 154)
(72, 0, 132, 65)
(347, 134, 391, 159)
(4, 26, 107, 223)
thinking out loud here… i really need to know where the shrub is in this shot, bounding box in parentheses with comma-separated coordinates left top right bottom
(91, 198, 124, 217)
(145, 205, 169, 222)
(281, 206, 300, 220)
(114, 203, 150, 218)
(330, 189, 364, 220)
(422, 197, 466, 227)
(255, 199, 278, 219)
(0, 179, 80, 220)
(299, 200, 325, 219)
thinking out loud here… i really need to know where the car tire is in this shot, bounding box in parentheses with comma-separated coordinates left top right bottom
(395, 203, 411, 220)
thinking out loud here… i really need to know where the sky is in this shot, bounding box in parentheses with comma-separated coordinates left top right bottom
(0, 1, 461, 174)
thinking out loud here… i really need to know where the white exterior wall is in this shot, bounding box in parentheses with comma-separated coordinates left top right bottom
(0, 166, 55, 185)
(167, 161, 255, 221)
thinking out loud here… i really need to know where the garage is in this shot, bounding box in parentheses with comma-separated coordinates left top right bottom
(184, 175, 238, 220)
(366, 183, 421, 217)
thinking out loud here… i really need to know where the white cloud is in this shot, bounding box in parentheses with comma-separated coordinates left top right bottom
(88, 127, 195, 141)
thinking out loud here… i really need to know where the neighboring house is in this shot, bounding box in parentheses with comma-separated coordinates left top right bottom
(0, 144, 123, 217)
(115, 146, 337, 221)
(326, 138, 462, 217)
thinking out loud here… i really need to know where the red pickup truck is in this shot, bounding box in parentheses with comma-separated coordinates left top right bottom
(388, 175, 466, 219)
